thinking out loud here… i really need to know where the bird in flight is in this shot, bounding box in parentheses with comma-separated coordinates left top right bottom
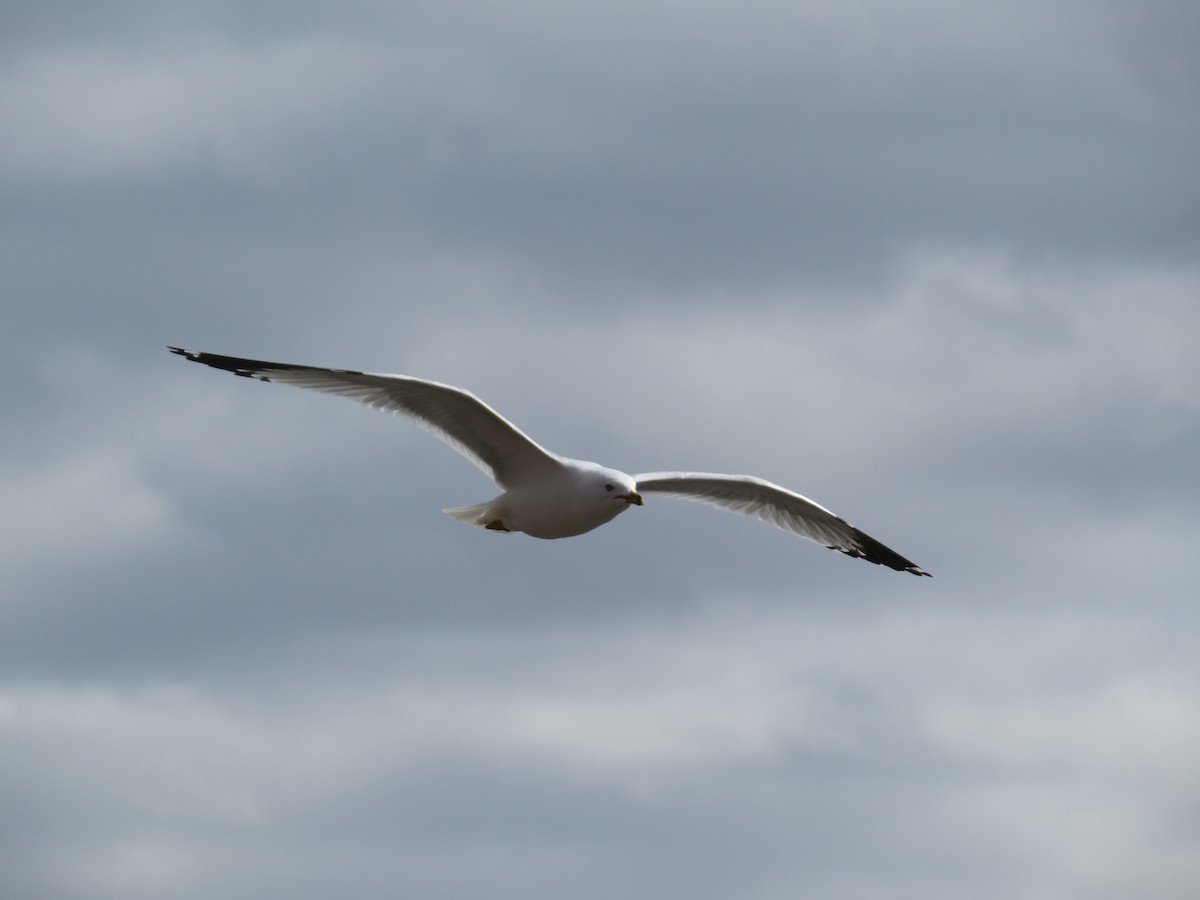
(169, 348, 930, 576)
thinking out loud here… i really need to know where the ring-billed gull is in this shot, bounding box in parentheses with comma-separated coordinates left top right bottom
(169, 348, 930, 576)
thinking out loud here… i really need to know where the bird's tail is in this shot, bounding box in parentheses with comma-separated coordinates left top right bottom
(442, 502, 492, 526)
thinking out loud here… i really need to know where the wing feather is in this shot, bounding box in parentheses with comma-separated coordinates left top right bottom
(634, 472, 930, 576)
(169, 348, 559, 487)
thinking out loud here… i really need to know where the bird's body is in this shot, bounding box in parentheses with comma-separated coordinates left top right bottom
(446, 460, 641, 539)
(169, 347, 930, 576)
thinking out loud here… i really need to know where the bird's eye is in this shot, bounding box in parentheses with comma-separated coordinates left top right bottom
(605, 483, 614, 492)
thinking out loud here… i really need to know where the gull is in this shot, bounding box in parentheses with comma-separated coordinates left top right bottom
(169, 348, 930, 576)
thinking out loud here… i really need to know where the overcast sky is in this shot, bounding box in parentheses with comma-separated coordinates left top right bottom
(3, 2, 1198, 898)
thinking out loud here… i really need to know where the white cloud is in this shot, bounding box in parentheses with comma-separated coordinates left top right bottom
(0, 39, 383, 181)
(0, 447, 185, 595)
(4, 602, 1195, 899)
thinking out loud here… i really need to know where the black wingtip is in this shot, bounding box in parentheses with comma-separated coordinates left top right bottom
(168, 347, 276, 378)
(169, 348, 372, 383)
(842, 527, 931, 576)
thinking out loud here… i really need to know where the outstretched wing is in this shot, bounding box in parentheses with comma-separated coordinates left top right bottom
(633, 472, 930, 576)
(169, 347, 560, 488)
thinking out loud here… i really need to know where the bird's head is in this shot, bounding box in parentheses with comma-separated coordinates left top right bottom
(591, 467, 643, 507)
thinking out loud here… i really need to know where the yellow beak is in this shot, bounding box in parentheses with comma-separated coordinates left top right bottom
(624, 491, 644, 506)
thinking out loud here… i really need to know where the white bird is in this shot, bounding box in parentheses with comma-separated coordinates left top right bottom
(169, 348, 930, 576)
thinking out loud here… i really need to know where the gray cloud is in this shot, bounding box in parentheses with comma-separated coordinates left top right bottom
(2, 2, 1198, 899)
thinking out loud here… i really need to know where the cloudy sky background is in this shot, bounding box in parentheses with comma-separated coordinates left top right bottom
(3, 1, 1198, 897)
